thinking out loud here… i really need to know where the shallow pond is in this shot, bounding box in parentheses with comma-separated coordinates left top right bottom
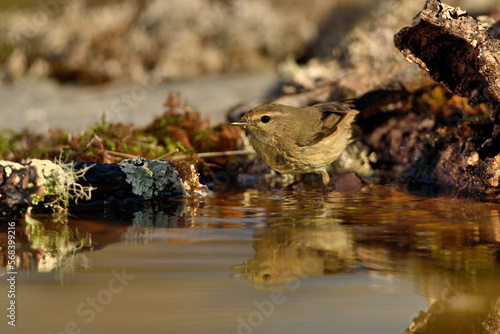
(1, 185, 499, 333)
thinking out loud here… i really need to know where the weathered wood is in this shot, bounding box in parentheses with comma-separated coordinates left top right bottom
(394, 0, 500, 106)
(0, 162, 42, 217)
(0, 158, 208, 217)
(74, 158, 208, 202)
(72, 162, 134, 203)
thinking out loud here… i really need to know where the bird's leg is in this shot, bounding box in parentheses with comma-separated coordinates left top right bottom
(320, 171, 330, 193)
(285, 174, 305, 190)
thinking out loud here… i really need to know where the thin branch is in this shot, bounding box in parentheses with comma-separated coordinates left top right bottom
(156, 149, 180, 160)
(104, 150, 139, 159)
(104, 149, 255, 161)
(169, 149, 256, 160)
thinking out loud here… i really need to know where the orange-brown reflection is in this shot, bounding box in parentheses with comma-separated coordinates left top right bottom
(1, 184, 499, 332)
(226, 185, 500, 333)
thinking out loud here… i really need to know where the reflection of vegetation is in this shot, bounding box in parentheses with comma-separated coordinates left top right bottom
(121, 198, 199, 244)
(25, 210, 93, 282)
(130, 202, 197, 228)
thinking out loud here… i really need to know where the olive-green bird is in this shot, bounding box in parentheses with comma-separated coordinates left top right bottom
(230, 102, 358, 190)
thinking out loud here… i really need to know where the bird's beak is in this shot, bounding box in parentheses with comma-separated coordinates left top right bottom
(229, 121, 249, 126)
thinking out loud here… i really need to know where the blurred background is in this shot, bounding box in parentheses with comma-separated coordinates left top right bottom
(0, 0, 498, 131)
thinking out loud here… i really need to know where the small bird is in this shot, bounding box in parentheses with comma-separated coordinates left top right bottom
(230, 102, 358, 190)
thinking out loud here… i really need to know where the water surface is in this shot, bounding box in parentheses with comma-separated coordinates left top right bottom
(1, 185, 499, 333)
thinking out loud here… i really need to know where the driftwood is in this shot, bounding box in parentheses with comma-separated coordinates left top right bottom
(394, 0, 500, 106)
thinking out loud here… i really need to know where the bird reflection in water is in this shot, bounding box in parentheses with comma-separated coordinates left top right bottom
(233, 223, 356, 283)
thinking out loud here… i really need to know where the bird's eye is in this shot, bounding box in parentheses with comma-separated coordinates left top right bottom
(262, 273, 272, 281)
(261, 116, 271, 123)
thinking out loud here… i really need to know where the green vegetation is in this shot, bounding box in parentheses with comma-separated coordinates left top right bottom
(30, 159, 95, 208)
(0, 92, 242, 163)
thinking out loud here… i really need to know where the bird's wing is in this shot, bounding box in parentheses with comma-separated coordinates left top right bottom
(296, 102, 353, 147)
(314, 101, 354, 114)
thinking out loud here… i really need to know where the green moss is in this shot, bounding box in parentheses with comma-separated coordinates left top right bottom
(121, 142, 129, 153)
(163, 137, 178, 153)
(0, 92, 243, 162)
(194, 129, 210, 142)
(0, 131, 11, 157)
(104, 139, 116, 151)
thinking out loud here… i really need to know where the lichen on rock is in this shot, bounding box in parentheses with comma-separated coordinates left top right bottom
(30, 159, 94, 207)
(118, 157, 209, 199)
(118, 157, 183, 198)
